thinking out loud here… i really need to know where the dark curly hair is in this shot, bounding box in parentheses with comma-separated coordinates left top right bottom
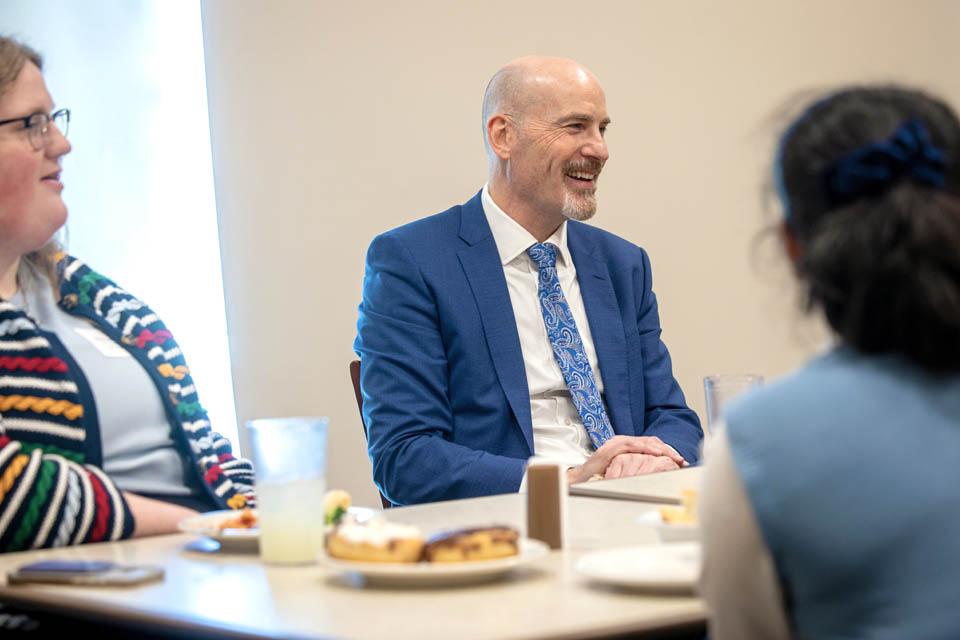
(775, 87, 960, 372)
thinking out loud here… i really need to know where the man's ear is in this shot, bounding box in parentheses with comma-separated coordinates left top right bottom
(487, 114, 513, 160)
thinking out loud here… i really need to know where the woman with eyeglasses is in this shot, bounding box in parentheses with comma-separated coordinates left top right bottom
(699, 86, 960, 638)
(0, 35, 255, 551)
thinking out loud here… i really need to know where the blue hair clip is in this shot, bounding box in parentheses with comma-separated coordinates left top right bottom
(823, 119, 946, 208)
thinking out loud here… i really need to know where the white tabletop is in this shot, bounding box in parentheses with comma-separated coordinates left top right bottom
(0, 492, 706, 639)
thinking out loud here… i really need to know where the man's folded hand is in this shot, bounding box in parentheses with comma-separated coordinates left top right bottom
(566, 435, 685, 484)
(604, 452, 680, 479)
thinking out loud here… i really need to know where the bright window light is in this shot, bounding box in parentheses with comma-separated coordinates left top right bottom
(2, 1, 241, 449)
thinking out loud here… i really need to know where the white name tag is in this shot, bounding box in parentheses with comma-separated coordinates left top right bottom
(74, 328, 130, 359)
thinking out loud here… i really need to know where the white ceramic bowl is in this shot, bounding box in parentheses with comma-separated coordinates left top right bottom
(637, 510, 699, 543)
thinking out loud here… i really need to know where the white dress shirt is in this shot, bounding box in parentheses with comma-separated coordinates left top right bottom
(481, 184, 604, 470)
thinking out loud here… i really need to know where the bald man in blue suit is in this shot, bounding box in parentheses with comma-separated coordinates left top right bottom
(355, 56, 702, 506)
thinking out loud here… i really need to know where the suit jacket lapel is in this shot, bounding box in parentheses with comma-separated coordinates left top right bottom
(568, 223, 634, 435)
(457, 193, 534, 453)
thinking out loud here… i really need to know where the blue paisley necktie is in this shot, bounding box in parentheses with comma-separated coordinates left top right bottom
(527, 242, 614, 448)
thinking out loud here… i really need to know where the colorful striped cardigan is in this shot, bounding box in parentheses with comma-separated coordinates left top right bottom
(0, 255, 256, 551)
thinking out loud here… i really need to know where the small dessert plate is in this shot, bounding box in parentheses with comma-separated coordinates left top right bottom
(320, 538, 550, 587)
(576, 542, 700, 592)
(179, 507, 376, 552)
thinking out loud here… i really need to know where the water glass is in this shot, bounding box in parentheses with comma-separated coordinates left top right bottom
(246, 417, 328, 564)
(703, 374, 764, 434)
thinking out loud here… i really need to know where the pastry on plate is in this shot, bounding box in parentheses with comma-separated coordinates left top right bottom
(326, 519, 426, 563)
(423, 526, 519, 563)
(659, 489, 698, 525)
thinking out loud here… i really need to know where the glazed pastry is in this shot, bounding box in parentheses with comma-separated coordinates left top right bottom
(326, 519, 426, 563)
(423, 526, 519, 563)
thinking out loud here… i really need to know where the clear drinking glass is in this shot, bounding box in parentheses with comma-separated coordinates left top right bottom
(245, 417, 328, 564)
(703, 374, 764, 434)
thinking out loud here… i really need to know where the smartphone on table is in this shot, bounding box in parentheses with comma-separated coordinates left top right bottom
(7, 560, 164, 586)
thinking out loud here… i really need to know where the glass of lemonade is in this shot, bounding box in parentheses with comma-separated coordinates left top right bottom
(246, 417, 328, 564)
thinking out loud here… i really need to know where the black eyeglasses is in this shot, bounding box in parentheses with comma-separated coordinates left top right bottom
(0, 108, 70, 151)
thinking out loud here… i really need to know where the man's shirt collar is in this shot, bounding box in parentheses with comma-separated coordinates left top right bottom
(481, 183, 570, 268)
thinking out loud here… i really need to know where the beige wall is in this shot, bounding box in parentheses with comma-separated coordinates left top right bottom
(200, 0, 960, 507)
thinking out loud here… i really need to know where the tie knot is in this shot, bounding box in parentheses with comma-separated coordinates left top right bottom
(527, 243, 558, 270)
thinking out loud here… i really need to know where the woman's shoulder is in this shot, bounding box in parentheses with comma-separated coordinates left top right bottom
(724, 345, 960, 459)
(55, 254, 129, 304)
(726, 348, 846, 413)
(731, 346, 950, 421)
(57, 253, 111, 284)
(722, 348, 874, 450)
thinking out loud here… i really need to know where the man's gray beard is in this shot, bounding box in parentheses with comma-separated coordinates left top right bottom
(561, 189, 597, 221)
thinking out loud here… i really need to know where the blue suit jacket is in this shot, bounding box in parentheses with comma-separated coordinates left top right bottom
(355, 192, 702, 505)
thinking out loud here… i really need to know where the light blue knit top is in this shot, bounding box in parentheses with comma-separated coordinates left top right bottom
(726, 347, 960, 639)
(12, 271, 192, 496)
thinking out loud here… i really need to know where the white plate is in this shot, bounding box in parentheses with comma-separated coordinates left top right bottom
(637, 510, 699, 543)
(320, 538, 550, 587)
(575, 542, 700, 592)
(178, 507, 376, 552)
